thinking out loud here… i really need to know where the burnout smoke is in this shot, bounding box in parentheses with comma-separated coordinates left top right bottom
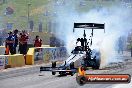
(53, 2, 132, 67)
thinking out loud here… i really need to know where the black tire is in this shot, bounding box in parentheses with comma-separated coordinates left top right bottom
(52, 61, 56, 68)
(80, 76, 86, 85)
(70, 62, 74, 69)
(95, 56, 101, 69)
(52, 61, 56, 75)
(92, 59, 100, 69)
(90, 50, 101, 69)
(76, 76, 86, 86)
(52, 71, 56, 75)
(70, 72, 74, 76)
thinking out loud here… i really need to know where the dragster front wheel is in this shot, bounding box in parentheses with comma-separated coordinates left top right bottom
(52, 71, 56, 75)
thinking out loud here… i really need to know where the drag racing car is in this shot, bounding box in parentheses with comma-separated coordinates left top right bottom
(40, 23, 105, 76)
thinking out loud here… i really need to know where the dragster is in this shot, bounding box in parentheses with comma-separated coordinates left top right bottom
(40, 23, 105, 76)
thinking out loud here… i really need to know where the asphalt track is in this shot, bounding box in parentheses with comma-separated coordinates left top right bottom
(0, 54, 132, 88)
(0, 67, 132, 88)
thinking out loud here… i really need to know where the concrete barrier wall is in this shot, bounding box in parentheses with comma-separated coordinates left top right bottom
(0, 54, 25, 69)
(0, 46, 5, 55)
(34, 47, 67, 64)
(26, 46, 67, 65)
(0, 46, 67, 70)
(8, 54, 25, 67)
(26, 48, 35, 65)
(0, 46, 67, 68)
(0, 56, 5, 70)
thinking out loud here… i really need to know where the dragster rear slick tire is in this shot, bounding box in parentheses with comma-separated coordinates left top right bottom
(92, 60, 100, 69)
(85, 59, 100, 69)
(93, 57, 100, 69)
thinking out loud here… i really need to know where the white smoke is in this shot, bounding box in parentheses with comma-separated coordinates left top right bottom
(53, 2, 132, 67)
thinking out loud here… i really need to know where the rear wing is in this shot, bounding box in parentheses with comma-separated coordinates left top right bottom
(73, 23, 105, 33)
